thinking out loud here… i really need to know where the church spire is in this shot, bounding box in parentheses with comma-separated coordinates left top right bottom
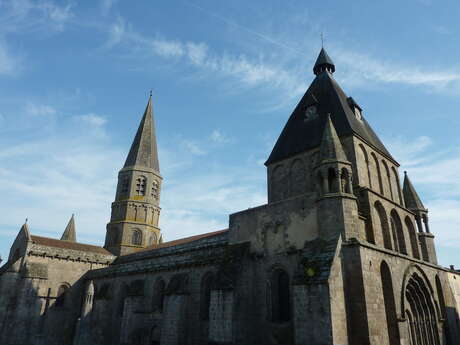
(105, 95, 163, 256)
(61, 214, 76, 242)
(403, 172, 426, 211)
(313, 47, 335, 75)
(124, 95, 160, 172)
(19, 221, 31, 241)
(319, 114, 347, 163)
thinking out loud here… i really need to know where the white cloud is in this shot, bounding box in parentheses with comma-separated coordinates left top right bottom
(25, 103, 56, 117)
(100, 0, 117, 15)
(151, 39, 185, 58)
(0, 0, 74, 33)
(0, 40, 21, 75)
(182, 139, 207, 156)
(210, 130, 230, 144)
(77, 113, 107, 127)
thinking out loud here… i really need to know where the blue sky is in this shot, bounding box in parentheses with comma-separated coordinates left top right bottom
(1, 0, 460, 267)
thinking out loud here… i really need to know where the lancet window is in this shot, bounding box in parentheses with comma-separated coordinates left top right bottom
(136, 176, 147, 196)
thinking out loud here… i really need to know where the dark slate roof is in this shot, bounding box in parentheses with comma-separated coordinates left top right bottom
(319, 114, 348, 163)
(265, 70, 394, 165)
(112, 229, 229, 264)
(60, 214, 76, 242)
(31, 235, 112, 255)
(124, 95, 160, 172)
(313, 47, 335, 75)
(403, 172, 426, 210)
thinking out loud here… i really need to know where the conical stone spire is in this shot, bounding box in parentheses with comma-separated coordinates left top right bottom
(313, 47, 335, 75)
(124, 95, 160, 172)
(61, 214, 76, 242)
(319, 114, 347, 163)
(403, 172, 426, 211)
(19, 220, 31, 241)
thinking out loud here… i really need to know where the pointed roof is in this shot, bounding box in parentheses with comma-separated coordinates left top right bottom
(403, 172, 426, 211)
(265, 53, 393, 165)
(319, 114, 348, 163)
(19, 221, 31, 241)
(124, 95, 160, 172)
(61, 214, 76, 242)
(313, 48, 335, 75)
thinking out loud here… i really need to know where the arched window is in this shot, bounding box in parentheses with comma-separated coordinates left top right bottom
(328, 168, 338, 193)
(290, 159, 306, 196)
(435, 275, 450, 343)
(375, 202, 392, 250)
(365, 219, 375, 244)
(271, 165, 286, 201)
(405, 217, 420, 259)
(382, 160, 394, 201)
(392, 167, 403, 205)
(200, 272, 215, 320)
(359, 144, 372, 188)
(135, 176, 147, 196)
(132, 229, 142, 246)
(118, 284, 129, 316)
(380, 262, 400, 345)
(121, 176, 130, 194)
(340, 168, 351, 193)
(269, 269, 290, 322)
(152, 279, 165, 312)
(317, 171, 324, 194)
(55, 284, 69, 307)
(390, 210, 407, 255)
(149, 233, 157, 246)
(404, 271, 440, 345)
(151, 180, 159, 200)
(371, 153, 384, 194)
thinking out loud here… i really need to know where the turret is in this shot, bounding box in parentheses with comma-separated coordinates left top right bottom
(313, 47, 335, 75)
(314, 114, 359, 240)
(104, 95, 163, 255)
(8, 221, 31, 264)
(61, 214, 76, 242)
(81, 280, 95, 318)
(403, 172, 437, 263)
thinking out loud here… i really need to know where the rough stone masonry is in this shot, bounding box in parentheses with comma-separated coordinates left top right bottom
(1, 47, 459, 345)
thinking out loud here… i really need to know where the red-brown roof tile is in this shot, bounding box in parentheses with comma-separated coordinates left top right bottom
(31, 235, 113, 255)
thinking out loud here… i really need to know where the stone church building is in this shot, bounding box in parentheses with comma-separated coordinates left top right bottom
(1, 48, 460, 345)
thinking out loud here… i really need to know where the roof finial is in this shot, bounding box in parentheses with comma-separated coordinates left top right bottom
(321, 32, 324, 48)
(25, 218, 28, 224)
(149, 89, 152, 98)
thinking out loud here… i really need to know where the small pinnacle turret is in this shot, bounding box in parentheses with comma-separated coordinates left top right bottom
(19, 221, 31, 241)
(319, 114, 348, 163)
(403, 172, 426, 211)
(124, 95, 160, 172)
(313, 47, 335, 75)
(61, 214, 76, 242)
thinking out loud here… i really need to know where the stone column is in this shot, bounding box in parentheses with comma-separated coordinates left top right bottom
(208, 289, 234, 344)
(160, 294, 188, 345)
(415, 215, 424, 233)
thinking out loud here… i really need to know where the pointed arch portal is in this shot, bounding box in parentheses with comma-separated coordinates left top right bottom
(402, 268, 440, 345)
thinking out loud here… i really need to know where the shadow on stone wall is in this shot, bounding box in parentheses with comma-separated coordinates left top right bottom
(0, 260, 86, 345)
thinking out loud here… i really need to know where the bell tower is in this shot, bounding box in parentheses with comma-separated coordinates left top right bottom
(104, 95, 162, 256)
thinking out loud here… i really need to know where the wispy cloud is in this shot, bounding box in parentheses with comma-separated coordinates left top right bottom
(102, 11, 460, 100)
(182, 139, 207, 156)
(387, 135, 460, 249)
(210, 130, 230, 144)
(0, 0, 74, 34)
(0, 40, 21, 76)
